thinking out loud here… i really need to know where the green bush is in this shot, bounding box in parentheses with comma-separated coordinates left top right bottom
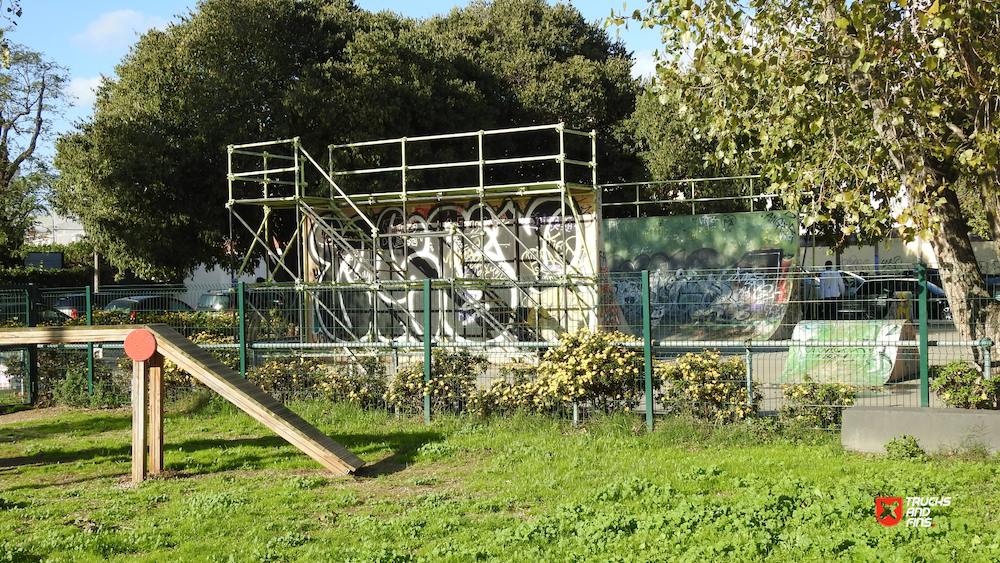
(51, 366, 119, 408)
(468, 330, 643, 418)
(779, 379, 857, 428)
(385, 351, 486, 414)
(884, 434, 927, 461)
(657, 350, 760, 424)
(931, 360, 1000, 409)
(36, 349, 129, 408)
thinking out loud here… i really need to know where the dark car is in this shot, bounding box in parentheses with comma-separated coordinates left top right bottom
(0, 302, 70, 325)
(103, 296, 193, 315)
(839, 278, 951, 320)
(52, 292, 118, 318)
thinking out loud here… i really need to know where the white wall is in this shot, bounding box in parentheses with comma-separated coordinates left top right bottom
(801, 237, 1000, 272)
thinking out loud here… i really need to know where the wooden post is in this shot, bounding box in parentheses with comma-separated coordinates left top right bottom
(148, 353, 165, 476)
(132, 358, 149, 484)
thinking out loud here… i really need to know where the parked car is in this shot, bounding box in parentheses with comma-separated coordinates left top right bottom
(0, 302, 70, 325)
(196, 291, 234, 312)
(103, 296, 193, 315)
(52, 293, 118, 318)
(839, 278, 951, 320)
(195, 289, 285, 312)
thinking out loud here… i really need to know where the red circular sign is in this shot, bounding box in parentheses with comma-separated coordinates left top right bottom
(124, 329, 157, 361)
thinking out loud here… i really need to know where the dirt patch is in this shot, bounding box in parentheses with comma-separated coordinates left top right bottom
(0, 406, 71, 425)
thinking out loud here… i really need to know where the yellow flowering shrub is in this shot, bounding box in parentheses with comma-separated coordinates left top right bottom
(320, 356, 387, 408)
(779, 379, 858, 428)
(535, 328, 642, 413)
(657, 350, 759, 423)
(385, 351, 486, 413)
(466, 361, 559, 416)
(930, 360, 1000, 409)
(247, 356, 324, 402)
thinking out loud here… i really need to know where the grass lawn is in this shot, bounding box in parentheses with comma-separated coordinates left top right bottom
(1, 396, 999, 562)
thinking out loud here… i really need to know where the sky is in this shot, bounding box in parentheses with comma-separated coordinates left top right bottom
(7, 0, 663, 160)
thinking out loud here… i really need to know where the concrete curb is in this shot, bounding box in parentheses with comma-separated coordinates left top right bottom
(842, 406, 1000, 454)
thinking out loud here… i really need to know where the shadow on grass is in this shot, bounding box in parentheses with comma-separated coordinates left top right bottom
(2, 399, 447, 483)
(2, 427, 445, 485)
(339, 430, 444, 478)
(0, 445, 130, 471)
(0, 413, 132, 442)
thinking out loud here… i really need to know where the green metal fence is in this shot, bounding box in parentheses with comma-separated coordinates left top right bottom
(1, 264, 995, 426)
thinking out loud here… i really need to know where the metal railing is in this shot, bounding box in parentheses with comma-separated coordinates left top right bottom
(2, 264, 995, 426)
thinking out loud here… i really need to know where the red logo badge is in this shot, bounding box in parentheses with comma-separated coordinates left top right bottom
(876, 497, 903, 526)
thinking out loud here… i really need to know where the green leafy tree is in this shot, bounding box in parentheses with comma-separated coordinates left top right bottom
(620, 0, 1000, 355)
(54, 0, 356, 281)
(614, 74, 753, 216)
(0, 45, 65, 266)
(428, 0, 642, 183)
(0, 0, 22, 67)
(0, 166, 46, 266)
(54, 0, 639, 280)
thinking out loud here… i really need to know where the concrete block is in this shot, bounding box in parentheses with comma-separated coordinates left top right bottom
(842, 406, 1000, 454)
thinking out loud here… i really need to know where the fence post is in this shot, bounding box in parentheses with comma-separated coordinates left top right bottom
(26, 285, 39, 404)
(423, 278, 432, 425)
(918, 264, 929, 407)
(238, 281, 247, 379)
(983, 339, 993, 381)
(642, 270, 653, 432)
(86, 286, 94, 396)
(745, 339, 754, 411)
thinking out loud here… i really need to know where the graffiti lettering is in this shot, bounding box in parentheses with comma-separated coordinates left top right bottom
(307, 196, 593, 343)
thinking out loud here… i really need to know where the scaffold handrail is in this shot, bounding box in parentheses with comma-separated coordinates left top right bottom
(598, 175, 763, 188)
(229, 138, 299, 151)
(329, 153, 573, 178)
(230, 165, 299, 177)
(328, 123, 587, 150)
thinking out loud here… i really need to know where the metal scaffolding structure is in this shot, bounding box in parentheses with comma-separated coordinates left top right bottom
(227, 123, 601, 344)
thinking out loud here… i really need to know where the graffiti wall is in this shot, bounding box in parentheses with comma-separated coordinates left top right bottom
(601, 211, 799, 340)
(305, 194, 599, 343)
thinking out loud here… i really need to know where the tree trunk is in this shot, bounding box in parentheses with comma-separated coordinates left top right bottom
(927, 187, 1000, 366)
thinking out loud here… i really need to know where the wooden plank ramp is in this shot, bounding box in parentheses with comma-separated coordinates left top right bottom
(0, 325, 135, 345)
(144, 325, 365, 475)
(0, 325, 365, 476)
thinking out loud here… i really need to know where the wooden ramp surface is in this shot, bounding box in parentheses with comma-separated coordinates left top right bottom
(0, 325, 365, 475)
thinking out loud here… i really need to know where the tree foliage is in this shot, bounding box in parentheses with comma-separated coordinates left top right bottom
(0, 45, 64, 266)
(54, 0, 639, 280)
(0, 0, 22, 67)
(614, 73, 753, 216)
(620, 0, 1000, 350)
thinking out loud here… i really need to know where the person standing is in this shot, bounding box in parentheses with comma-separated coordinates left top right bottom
(819, 260, 846, 319)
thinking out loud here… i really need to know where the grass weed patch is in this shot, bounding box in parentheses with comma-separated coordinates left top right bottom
(1, 405, 998, 561)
